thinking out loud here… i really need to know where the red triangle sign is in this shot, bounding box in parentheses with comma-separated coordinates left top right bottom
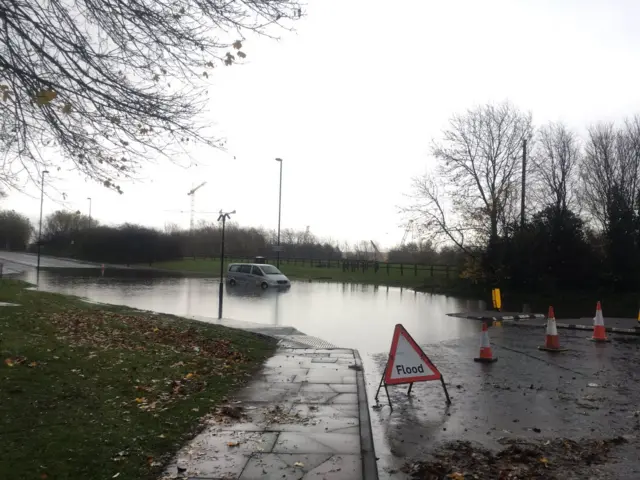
(384, 324, 441, 385)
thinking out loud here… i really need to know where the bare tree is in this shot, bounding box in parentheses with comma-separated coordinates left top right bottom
(0, 0, 302, 192)
(531, 122, 580, 215)
(580, 119, 640, 229)
(406, 102, 533, 253)
(43, 209, 92, 238)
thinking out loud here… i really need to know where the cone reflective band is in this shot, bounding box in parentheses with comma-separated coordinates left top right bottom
(474, 322, 497, 363)
(590, 301, 609, 342)
(538, 306, 567, 352)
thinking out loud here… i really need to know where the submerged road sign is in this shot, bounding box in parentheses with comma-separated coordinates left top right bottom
(375, 324, 451, 409)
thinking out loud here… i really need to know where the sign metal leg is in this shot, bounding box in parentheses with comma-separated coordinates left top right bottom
(374, 372, 385, 401)
(383, 383, 392, 409)
(375, 359, 393, 409)
(407, 382, 413, 396)
(440, 376, 451, 405)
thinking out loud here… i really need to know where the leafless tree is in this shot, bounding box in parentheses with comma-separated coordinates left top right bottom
(0, 0, 303, 192)
(580, 118, 640, 229)
(531, 122, 580, 215)
(43, 209, 92, 238)
(164, 222, 182, 235)
(406, 102, 533, 253)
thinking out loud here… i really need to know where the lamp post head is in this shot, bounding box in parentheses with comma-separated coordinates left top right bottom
(42, 170, 49, 175)
(275, 158, 283, 162)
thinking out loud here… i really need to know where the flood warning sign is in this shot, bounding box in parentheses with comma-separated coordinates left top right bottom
(383, 324, 441, 385)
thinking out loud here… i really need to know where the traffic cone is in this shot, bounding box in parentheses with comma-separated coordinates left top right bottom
(538, 306, 567, 352)
(474, 322, 497, 363)
(589, 301, 610, 342)
(636, 309, 640, 329)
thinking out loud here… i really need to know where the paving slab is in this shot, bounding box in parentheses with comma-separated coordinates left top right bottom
(163, 348, 377, 480)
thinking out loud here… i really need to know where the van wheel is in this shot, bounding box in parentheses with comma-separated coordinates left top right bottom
(229, 279, 236, 286)
(261, 282, 269, 290)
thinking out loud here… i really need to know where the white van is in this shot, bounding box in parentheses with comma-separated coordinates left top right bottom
(227, 263, 291, 289)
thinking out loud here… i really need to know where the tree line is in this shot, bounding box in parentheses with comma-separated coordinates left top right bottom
(0, 209, 462, 267)
(407, 101, 640, 292)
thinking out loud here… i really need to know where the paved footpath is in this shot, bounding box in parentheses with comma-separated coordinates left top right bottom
(163, 348, 378, 480)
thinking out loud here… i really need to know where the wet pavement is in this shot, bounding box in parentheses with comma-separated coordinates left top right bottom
(368, 324, 640, 479)
(163, 348, 376, 480)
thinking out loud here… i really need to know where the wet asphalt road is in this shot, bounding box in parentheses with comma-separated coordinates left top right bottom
(368, 324, 640, 479)
(0, 251, 98, 270)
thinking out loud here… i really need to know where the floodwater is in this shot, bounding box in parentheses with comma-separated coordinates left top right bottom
(20, 268, 481, 355)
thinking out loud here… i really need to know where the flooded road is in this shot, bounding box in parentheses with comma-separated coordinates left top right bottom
(21, 268, 481, 355)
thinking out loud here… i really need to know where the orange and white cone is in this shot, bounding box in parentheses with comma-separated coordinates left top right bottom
(590, 301, 609, 342)
(538, 306, 567, 352)
(474, 322, 497, 363)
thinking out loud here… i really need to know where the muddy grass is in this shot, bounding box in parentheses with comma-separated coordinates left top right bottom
(0, 279, 276, 480)
(405, 436, 628, 479)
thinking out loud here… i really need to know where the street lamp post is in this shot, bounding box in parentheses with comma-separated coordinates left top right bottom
(275, 158, 283, 268)
(217, 209, 235, 320)
(87, 197, 92, 227)
(37, 170, 50, 275)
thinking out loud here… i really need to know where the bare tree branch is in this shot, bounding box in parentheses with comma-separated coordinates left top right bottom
(0, 0, 303, 192)
(531, 122, 580, 215)
(580, 118, 640, 230)
(405, 101, 532, 255)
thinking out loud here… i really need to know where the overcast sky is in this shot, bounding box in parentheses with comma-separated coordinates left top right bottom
(5, 0, 640, 248)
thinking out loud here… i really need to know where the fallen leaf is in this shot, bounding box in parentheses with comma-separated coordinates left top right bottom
(112, 474, 120, 478)
(185, 373, 194, 379)
(539, 457, 549, 467)
(448, 473, 464, 480)
(293, 462, 304, 468)
(35, 89, 57, 105)
(29, 362, 38, 367)
(227, 441, 240, 447)
(135, 397, 146, 403)
(4, 358, 14, 367)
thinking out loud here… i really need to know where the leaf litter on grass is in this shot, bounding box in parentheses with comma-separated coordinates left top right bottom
(404, 436, 628, 479)
(0, 281, 276, 480)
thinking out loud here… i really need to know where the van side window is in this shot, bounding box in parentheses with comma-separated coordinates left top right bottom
(228, 265, 240, 272)
(239, 265, 252, 274)
(251, 266, 263, 276)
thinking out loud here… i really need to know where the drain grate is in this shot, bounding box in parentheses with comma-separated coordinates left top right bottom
(276, 335, 338, 349)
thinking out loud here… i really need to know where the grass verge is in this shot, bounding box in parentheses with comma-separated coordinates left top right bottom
(0, 279, 276, 480)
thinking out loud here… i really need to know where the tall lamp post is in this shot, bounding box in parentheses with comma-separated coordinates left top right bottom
(87, 197, 92, 227)
(275, 157, 283, 268)
(36, 170, 50, 275)
(218, 209, 235, 320)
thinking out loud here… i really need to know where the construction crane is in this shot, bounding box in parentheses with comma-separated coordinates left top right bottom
(401, 220, 414, 246)
(187, 182, 207, 232)
(370, 240, 381, 262)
